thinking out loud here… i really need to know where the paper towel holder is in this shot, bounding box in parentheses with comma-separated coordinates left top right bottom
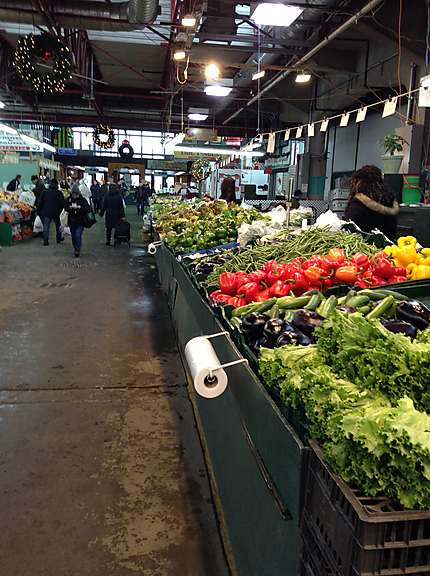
(188, 332, 249, 382)
(148, 241, 163, 255)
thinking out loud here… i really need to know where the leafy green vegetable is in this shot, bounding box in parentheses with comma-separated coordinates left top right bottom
(316, 311, 430, 411)
(259, 342, 430, 509)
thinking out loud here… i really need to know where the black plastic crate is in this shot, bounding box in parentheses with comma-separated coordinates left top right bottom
(303, 441, 430, 575)
(301, 519, 339, 576)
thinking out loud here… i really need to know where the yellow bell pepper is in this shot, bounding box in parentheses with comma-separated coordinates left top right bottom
(397, 235, 417, 248)
(407, 263, 430, 280)
(421, 247, 430, 256)
(392, 244, 418, 267)
(384, 245, 394, 257)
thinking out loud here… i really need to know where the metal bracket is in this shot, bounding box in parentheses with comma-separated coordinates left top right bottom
(148, 240, 163, 255)
(197, 332, 249, 378)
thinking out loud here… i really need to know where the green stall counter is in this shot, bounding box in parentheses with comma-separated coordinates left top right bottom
(155, 245, 306, 576)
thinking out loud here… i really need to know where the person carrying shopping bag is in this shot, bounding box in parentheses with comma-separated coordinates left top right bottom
(64, 183, 90, 258)
(100, 182, 125, 246)
(37, 179, 65, 246)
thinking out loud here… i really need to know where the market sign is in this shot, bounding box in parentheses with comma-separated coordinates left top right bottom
(0, 133, 43, 152)
(175, 150, 220, 160)
(184, 128, 218, 141)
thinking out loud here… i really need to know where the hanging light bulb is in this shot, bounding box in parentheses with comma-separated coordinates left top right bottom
(205, 62, 220, 81)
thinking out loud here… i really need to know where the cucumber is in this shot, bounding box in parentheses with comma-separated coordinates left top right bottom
(366, 296, 395, 321)
(230, 317, 242, 328)
(303, 289, 321, 296)
(283, 310, 295, 322)
(231, 303, 256, 318)
(248, 298, 277, 316)
(348, 295, 370, 308)
(305, 293, 324, 311)
(337, 296, 348, 305)
(357, 305, 371, 315)
(345, 290, 357, 304)
(357, 289, 386, 301)
(373, 289, 406, 301)
(318, 295, 338, 317)
(278, 295, 311, 310)
(270, 304, 280, 319)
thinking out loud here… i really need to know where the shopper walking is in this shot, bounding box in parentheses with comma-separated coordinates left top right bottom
(31, 175, 46, 208)
(90, 180, 102, 213)
(37, 179, 65, 246)
(345, 165, 399, 240)
(6, 174, 21, 192)
(100, 183, 125, 246)
(64, 183, 90, 258)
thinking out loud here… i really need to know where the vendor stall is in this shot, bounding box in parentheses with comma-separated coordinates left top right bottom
(152, 198, 430, 576)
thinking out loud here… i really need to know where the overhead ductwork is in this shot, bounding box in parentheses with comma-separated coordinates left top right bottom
(0, 0, 159, 31)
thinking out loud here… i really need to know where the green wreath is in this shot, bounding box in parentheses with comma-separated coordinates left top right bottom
(192, 159, 211, 181)
(93, 124, 116, 149)
(14, 33, 73, 94)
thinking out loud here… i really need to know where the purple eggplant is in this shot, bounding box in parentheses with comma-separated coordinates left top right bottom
(242, 313, 270, 338)
(381, 319, 418, 339)
(396, 300, 430, 331)
(263, 318, 286, 346)
(292, 310, 324, 336)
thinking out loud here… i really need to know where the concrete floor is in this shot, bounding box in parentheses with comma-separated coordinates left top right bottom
(0, 211, 228, 576)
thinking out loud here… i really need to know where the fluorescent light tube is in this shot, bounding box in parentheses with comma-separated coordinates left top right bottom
(174, 145, 264, 157)
(0, 101, 5, 109)
(296, 72, 312, 83)
(173, 50, 186, 61)
(252, 70, 266, 81)
(204, 85, 232, 97)
(182, 14, 196, 27)
(188, 113, 208, 121)
(0, 123, 17, 135)
(251, 3, 303, 27)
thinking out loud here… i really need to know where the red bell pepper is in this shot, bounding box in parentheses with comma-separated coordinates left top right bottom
(235, 271, 250, 287)
(248, 269, 267, 283)
(227, 296, 246, 308)
(266, 264, 285, 286)
(335, 264, 358, 284)
(237, 281, 260, 303)
(351, 252, 370, 272)
(210, 290, 231, 304)
(264, 260, 279, 273)
(390, 275, 407, 284)
(254, 288, 272, 302)
(269, 280, 292, 298)
(219, 272, 238, 295)
(392, 266, 407, 277)
(373, 254, 396, 279)
(290, 272, 309, 295)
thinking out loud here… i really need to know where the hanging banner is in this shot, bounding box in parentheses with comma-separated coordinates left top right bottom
(296, 126, 303, 138)
(267, 132, 275, 153)
(308, 124, 315, 137)
(284, 129, 290, 141)
(340, 113, 350, 127)
(382, 96, 398, 118)
(0, 133, 41, 151)
(320, 119, 329, 132)
(356, 107, 367, 123)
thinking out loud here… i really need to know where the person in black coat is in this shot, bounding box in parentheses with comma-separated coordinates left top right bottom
(31, 175, 46, 212)
(64, 183, 90, 257)
(100, 184, 125, 246)
(344, 165, 399, 240)
(37, 179, 65, 246)
(6, 174, 21, 192)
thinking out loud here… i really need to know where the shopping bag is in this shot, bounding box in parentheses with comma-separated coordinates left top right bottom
(33, 215, 43, 233)
(63, 226, 71, 236)
(60, 209, 68, 228)
(83, 210, 97, 229)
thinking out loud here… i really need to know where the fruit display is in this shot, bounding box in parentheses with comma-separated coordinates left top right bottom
(156, 200, 260, 253)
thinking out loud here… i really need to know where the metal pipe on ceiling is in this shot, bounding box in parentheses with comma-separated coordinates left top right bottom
(222, 0, 385, 125)
(0, 0, 159, 31)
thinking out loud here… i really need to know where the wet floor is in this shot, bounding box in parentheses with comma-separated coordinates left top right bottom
(0, 211, 228, 576)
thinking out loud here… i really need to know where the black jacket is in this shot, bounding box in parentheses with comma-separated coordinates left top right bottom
(100, 189, 125, 228)
(91, 183, 101, 201)
(33, 180, 46, 210)
(64, 195, 90, 227)
(38, 184, 65, 219)
(344, 198, 397, 240)
(6, 178, 20, 192)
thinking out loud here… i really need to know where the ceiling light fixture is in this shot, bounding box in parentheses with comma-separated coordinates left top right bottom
(205, 62, 220, 81)
(0, 123, 17, 135)
(252, 70, 266, 81)
(173, 50, 186, 61)
(296, 71, 312, 83)
(204, 85, 232, 97)
(0, 101, 5, 109)
(251, 3, 303, 27)
(174, 144, 264, 157)
(188, 107, 209, 121)
(182, 14, 197, 27)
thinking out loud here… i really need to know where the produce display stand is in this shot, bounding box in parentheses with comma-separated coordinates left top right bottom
(155, 244, 307, 576)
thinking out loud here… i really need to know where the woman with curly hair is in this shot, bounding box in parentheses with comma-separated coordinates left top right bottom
(344, 165, 399, 239)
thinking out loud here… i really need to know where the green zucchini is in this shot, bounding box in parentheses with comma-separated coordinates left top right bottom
(366, 296, 395, 321)
(305, 293, 324, 311)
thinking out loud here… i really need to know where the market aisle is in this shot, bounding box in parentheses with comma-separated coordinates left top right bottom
(0, 211, 228, 576)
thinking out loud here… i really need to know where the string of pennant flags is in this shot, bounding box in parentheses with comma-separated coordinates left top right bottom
(250, 84, 430, 155)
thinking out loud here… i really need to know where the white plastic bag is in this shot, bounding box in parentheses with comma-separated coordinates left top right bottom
(60, 209, 68, 228)
(314, 210, 344, 231)
(33, 215, 43, 233)
(63, 226, 71, 236)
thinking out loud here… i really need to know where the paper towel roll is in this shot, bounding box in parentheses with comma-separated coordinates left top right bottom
(184, 336, 228, 398)
(148, 243, 157, 255)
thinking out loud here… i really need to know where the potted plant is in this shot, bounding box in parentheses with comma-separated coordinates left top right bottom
(381, 133, 408, 173)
